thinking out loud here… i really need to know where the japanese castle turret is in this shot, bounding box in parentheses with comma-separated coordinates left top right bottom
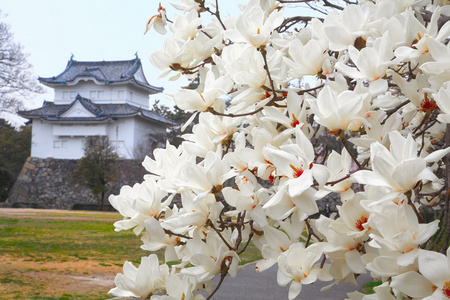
(19, 56, 175, 159)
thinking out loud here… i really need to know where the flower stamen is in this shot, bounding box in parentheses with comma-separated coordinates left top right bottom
(355, 215, 368, 231)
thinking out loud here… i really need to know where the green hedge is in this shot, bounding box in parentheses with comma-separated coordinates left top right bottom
(11, 202, 44, 209)
(71, 203, 116, 212)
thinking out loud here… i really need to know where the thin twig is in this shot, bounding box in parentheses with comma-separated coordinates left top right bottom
(339, 131, 362, 169)
(206, 257, 232, 300)
(163, 229, 192, 240)
(380, 100, 410, 125)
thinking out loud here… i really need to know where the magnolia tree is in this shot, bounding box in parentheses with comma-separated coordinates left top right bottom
(108, 0, 450, 299)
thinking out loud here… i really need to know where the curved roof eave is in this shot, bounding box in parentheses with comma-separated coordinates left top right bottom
(38, 58, 164, 93)
(39, 117, 115, 123)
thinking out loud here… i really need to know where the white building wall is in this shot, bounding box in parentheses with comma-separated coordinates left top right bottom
(31, 121, 55, 158)
(31, 118, 162, 160)
(106, 118, 136, 159)
(53, 81, 150, 108)
(53, 124, 107, 136)
(31, 121, 86, 159)
(51, 137, 85, 159)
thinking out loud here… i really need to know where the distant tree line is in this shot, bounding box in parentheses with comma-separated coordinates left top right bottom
(0, 119, 31, 201)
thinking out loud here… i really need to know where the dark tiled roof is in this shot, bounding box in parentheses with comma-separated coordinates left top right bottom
(39, 57, 163, 94)
(19, 95, 176, 126)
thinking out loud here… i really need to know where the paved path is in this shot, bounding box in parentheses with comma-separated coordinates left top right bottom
(205, 262, 372, 300)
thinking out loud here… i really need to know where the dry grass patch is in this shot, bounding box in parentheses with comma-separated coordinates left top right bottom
(0, 209, 262, 299)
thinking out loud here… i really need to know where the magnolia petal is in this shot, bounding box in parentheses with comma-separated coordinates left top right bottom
(415, 220, 440, 244)
(397, 248, 418, 267)
(288, 280, 303, 300)
(424, 147, 450, 163)
(420, 62, 450, 75)
(345, 250, 366, 274)
(392, 158, 425, 191)
(391, 271, 434, 298)
(322, 26, 352, 51)
(335, 62, 364, 79)
(277, 268, 292, 287)
(352, 170, 391, 188)
(311, 164, 331, 188)
(294, 127, 315, 163)
(369, 79, 388, 97)
(438, 114, 450, 124)
(256, 258, 277, 273)
(263, 226, 292, 250)
(418, 249, 450, 286)
(302, 270, 318, 285)
(288, 170, 314, 198)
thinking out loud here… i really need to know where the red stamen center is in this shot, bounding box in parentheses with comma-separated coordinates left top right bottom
(443, 281, 450, 297)
(420, 93, 437, 111)
(355, 215, 368, 231)
(291, 114, 300, 128)
(290, 164, 303, 178)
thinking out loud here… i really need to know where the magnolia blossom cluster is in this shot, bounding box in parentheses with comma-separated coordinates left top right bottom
(109, 0, 450, 299)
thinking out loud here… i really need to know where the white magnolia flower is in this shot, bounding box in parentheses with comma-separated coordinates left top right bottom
(313, 4, 372, 51)
(170, 10, 203, 40)
(390, 247, 450, 300)
(284, 38, 330, 78)
(277, 243, 333, 300)
(109, 254, 169, 298)
(144, 3, 168, 35)
(151, 273, 206, 300)
(109, 177, 171, 235)
(141, 217, 180, 262)
(181, 231, 240, 282)
(149, 37, 192, 79)
(309, 84, 370, 133)
(172, 71, 233, 112)
(353, 131, 450, 193)
(256, 217, 305, 272)
(225, 0, 284, 47)
(367, 202, 439, 268)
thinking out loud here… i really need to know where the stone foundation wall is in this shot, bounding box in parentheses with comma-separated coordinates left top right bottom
(6, 157, 147, 210)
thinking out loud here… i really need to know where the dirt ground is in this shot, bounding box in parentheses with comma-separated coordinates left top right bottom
(0, 255, 121, 299)
(0, 208, 124, 299)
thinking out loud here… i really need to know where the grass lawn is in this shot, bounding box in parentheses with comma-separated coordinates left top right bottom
(0, 209, 262, 299)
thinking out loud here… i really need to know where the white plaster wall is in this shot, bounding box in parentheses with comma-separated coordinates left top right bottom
(53, 81, 150, 108)
(31, 118, 166, 159)
(53, 124, 107, 136)
(106, 118, 135, 159)
(31, 121, 55, 158)
(31, 122, 86, 159)
(32, 120, 115, 159)
(51, 137, 85, 159)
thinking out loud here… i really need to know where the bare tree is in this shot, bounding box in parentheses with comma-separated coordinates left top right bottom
(0, 11, 45, 113)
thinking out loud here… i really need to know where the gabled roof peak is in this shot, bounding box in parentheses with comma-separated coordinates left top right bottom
(18, 95, 176, 126)
(39, 56, 163, 94)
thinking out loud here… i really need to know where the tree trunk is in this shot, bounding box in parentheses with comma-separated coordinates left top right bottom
(100, 191, 105, 211)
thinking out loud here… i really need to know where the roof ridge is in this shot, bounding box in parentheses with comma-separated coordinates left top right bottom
(38, 57, 162, 93)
